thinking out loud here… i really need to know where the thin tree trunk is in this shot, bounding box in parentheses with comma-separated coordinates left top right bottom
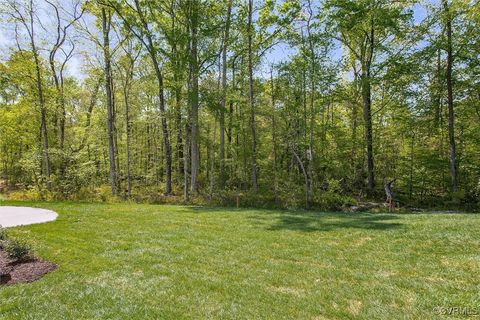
(124, 57, 134, 198)
(247, 0, 258, 191)
(184, 119, 190, 202)
(132, 0, 172, 195)
(409, 131, 415, 199)
(209, 115, 217, 198)
(362, 71, 374, 194)
(306, 3, 315, 205)
(362, 18, 375, 195)
(101, 8, 117, 196)
(270, 67, 278, 203)
(219, 0, 233, 190)
(71, 79, 100, 154)
(49, 59, 65, 151)
(171, 1, 183, 182)
(443, 0, 457, 192)
(25, 1, 50, 188)
(125, 91, 131, 197)
(113, 85, 121, 192)
(292, 149, 309, 208)
(227, 56, 237, 160)
(434, 48, 442, 128)
(189, 0, 200, 194)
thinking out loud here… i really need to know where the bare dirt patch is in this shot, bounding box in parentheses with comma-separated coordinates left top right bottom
(0, 248, 57, 285)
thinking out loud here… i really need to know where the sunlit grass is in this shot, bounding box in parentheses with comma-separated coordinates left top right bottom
(1, 201, 479, 319)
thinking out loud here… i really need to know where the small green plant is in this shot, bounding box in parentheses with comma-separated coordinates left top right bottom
(0, 226, 7, 241)
(4, 239, 33, 262)
(0, 226, 7, 249)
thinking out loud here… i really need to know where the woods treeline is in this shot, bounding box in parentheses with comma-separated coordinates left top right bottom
(0, 0, 479, 209)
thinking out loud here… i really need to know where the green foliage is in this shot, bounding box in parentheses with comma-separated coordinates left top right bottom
(315, 192, 357, 211)
(7, 188, 53, 202)
(0, 226, 7, 242)
(4, 239, 33, 262)
(0, 0, 479, 210)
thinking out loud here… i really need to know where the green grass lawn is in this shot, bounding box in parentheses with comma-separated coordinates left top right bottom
(0, 201, 479, 319)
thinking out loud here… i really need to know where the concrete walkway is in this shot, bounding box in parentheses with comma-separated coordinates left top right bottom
(0, 206, 57, 228)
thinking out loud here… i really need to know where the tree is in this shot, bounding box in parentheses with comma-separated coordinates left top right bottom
(247, 0, 258, 192)
(0, 0, 479, 208)
(442, 0, 457, 192)
(45, 0, 84, 154)
(7, 0, 51, 188)
(219, 0, 233, 190)
(326, 0, 413, 195)
(188, 0, 200, 194)
(110, 0, 173, 195)
(100, 6, 118, 195)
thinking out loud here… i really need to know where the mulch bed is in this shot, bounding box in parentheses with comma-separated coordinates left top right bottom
(0, 249, 57, 285)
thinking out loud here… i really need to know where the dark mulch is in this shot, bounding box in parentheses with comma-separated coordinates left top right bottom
(0, 249, 57, 285)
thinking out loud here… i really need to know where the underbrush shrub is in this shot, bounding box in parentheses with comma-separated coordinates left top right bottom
(4, 239, 33, 262)
(146, 193, 187, 205)
(0, 226, 7, 241)
(211, 189, 286, 209)
(315, 192, 357, 211)
(459, 189, 480, 211)
(450, 190, 465, 205)
(54, 160, 97, 198)
(475, 180, 480, 209)
(7, 188, 54, 201)
(237, 191, 279, 209)
(73, 187, 99, 201)
(71, 186, 122, 203)
(0, 226, 7, 249)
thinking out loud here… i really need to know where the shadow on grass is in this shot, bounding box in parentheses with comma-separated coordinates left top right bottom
(260, 212, 403, 232)
(186, 206, 403, 232)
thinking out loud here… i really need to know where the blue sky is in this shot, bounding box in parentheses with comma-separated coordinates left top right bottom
(0, 0, 435, 81)
(264, 1, 432, 66)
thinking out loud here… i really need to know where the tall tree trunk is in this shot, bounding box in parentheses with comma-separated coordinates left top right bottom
(176, 95, 183, 180)
(444, 0, 458, 192)
(247, 0, 258, 191)
(270, 67, 278, 204)
(171, 1, 183, 182)
(184, 120, 190, 202)
(362, 18, 375, 195)
(101, 8, 117, 196)
(351, 98, 358, 182)
(48, 58, 65, 152)
(219, 0, 233, 190)
(362, 71, 374, 194)
(125, 88, 132, 198)
(35, 58, 50, 189)
(227, 56, 237, 159)
(190, 0, 200, 194)
(306, 3, 315, 206)
(153, 59, 172, 195)
(292, 149, 309, 209)
(132, 0, 172, 195)
(434, 48, 442, 128)
(25, 2, 50, 188)
(209, 115, 217, 198)
(124, 56, 134, 198)
(113, 87, 121, 192)
(409, 131, 415, 199)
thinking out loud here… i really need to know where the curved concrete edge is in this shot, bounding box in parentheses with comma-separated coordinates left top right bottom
(0, 206, 58, 228)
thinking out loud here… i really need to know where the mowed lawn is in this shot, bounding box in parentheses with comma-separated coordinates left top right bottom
(0, 201, 479, 319)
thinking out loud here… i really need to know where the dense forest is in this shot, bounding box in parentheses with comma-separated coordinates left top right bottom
(0, 0, 478, 209)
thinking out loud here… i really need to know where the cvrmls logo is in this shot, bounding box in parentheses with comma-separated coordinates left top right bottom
(433, 306, 479, 316)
